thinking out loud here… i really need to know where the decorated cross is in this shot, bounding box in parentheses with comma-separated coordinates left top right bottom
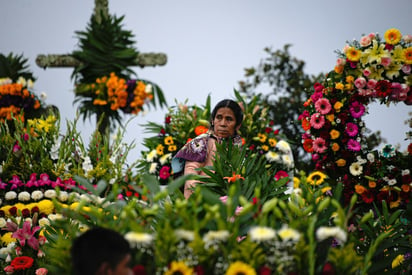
(35, 0, 167, 69)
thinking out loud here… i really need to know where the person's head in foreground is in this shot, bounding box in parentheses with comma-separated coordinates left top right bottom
(210, 99, 243, 138)
(71, 227, 133, 275)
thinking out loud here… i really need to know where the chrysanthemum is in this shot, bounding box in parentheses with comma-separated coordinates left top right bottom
(306, 171, 327, 185)
(225, 261, 257, 275)
(312, 137, 327, 154)
(315, 98, 332, 115)
(349, 162, 363, 176)
(248, 226, 276, 242)
(310, 113, 325, 129)
(277, 225, 301, 242)
(265, 151, 280, 162)
(384, 28, 402, 45)
(124, 232, 154, 248)
(174, 229, 195, 242)
(164, 261, 194, 275)
(316, 226, 347, 243)
(346, 47, 362, 62)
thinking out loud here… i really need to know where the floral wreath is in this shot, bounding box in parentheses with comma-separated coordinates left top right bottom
(299, 28, 412, 211)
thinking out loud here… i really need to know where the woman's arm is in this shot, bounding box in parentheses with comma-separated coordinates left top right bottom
(183, 160, 203, 198)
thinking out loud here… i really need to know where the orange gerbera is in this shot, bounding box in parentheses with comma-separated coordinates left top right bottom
(224, 172, 245, 183)
(404, 47, 412, 64)
(301, 119, 311, 131)
(194, 125, 208, 136)
(384, 28, 402, 45)
(303, 139, 313, 153)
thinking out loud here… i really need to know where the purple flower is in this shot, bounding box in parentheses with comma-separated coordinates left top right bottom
(0, 179, 7, 190)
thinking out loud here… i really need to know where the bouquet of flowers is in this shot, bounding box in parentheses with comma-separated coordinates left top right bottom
(298, 28, 412, 211)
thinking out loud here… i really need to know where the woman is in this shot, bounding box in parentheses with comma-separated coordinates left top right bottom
(171, 99, 243, 198)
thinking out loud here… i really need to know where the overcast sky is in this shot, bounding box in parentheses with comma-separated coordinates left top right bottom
(1, 0, 411, 159)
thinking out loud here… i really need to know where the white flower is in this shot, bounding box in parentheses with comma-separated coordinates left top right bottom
(40, 91, 47, 100)
(282, 154, 294, 168)
(0, 243, 15, 256)
(145, 83, 153, 93)
(0, 217, 6, 228)
(174, 229, 195, 242)
(146, 150, 157, 162)
(356, 156, 367, 165)
(349, 162, 363, 176)
(203, 230, 230, 244)
(27, 79, 34, 89)
(149, 163, 158, 174)
(58, 191, 69, 202)
(82, 156, 93, 174)
(48, 214, 64, 221)
(265, 151, 280, 163)
(277, 225, 301, 242)
(366, 153, 375, 162)
(5, 191, 17, 200)
(38, 217, 51, 227)
(276, 140, 291, 154)
(31, 190, 44, 201)
(80, 194, 92, 203)
(17, 76, 26, 87)
(387, 179, 397, 186)
(44, 189, 57, 199)
(50, 139, 60, 160)
(401, 169, 410, 176)
(17, 191, 31, 202)
(159, 153, 172, 165)
(316, 226, 347, 243)
(248, 226, 276, 242)
(124, 232, 154, 248)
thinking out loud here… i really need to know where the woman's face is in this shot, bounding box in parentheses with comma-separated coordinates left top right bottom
(212, 107, 239, 138)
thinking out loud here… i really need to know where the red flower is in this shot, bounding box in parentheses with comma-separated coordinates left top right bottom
(361, 189, 374, 204)
(375, 80, 391, 98)
(265, 127, 272, 133)
(9, 207, 17, 216)
(10, 256, 34, 270)
(259, 266, 272, 275)
(159, 166, 171, 180)
(165, 116, 171, 124)
(194, 265, 205, 275)
(274, 170, 289, 181)
(322, 262, 335, 275)
(133, 265, 146, 275)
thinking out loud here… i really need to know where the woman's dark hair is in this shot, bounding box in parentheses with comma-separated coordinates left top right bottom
(71, 227, 130, 275)
(210, 99, 244, 127)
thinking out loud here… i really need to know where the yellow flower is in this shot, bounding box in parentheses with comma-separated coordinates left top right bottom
(168, 145, 177, 152)
(226, 261, 256, 275)
(164, 261, 194, 275)
(334, 101, 343, 112)
(404, 47, 412, 64)
(335, 82, 344, 91)
(293, 176, 301, 188)
(38, 199, 55, 215)
(391, 254, 404, 269)
(306, 171, 327, 186)
(326, 114, 335, 122)
(156, 144, 164, 156)
(164, 136, 174, 145)
(257, 133, 267, 143)
(345, 75, 354, 83)
(346, 47, 362, 62)
(364, 40, 390, 64)
(0, 232, 16, 245)
(261, 145, 269, 151)
(268, 138, 277, 147)
(384, 28, 402, 45)
(321, 186, 332, 194)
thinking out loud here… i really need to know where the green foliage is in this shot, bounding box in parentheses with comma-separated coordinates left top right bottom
(0, 52, 36, 82)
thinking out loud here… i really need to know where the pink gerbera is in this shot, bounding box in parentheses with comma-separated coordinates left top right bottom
(347, 139, 361, 151)
(159, 166, 171, 180)
(312, 137, 327, 153)
(315, 98, 332, 115)
(349, 101, 365, 118)
(345, 122, 359, 137)
(310, 113, 325, 129)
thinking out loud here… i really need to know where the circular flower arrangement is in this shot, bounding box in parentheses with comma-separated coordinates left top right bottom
(299, 28, 412, 211)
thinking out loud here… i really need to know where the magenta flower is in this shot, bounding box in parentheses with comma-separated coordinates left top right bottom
(26, 173, 38, 188)
(37, 173, 52, 187)
(12, 221, 41, 250)
(347, 139, 361, 151)
(274, 170, 289, 181)
(310, 90, 323, 103)
(9, 175, 23, 190)
(310, 113, 325, 129)
(349, 101, 365, 118)
(315, 98, 332, 115)
(313, 137, 327, 153)
(159, 166, 171, 180)
(0, 179, 7, 190)
(345, 122, 359, 137)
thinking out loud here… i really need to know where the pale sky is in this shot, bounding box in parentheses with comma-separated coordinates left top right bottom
(1, 0, 411, 160)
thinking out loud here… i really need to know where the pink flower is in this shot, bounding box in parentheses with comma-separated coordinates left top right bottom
(219, 196, 228, 204)
(26, 173, 38, 188)
(354, 77, 367, 89)
(310, 113, 325, 129)
(3, 265, 14, 274)
(367, 79, 377, 89)
(38, 173, 52, 187)
(402, 64, 411, 74)
(368, 33, 376, 39)
(315, 98, 332, 115)
(380, 57, 392, 67)
(159, 166, 171, 180)
(335, 58, 346, 66)
(13, 143, 21, 153)
(0, 179, 7, 190)
(360, 35, 372, 47)
(313, 137, 327, 153)
(403, 34, 412, 43)
(9, 175, 23, 190)
(235, 206, 243, 216)
(35, 268, 48, 275)
(349, 101, 365, 118)
(345, 122, 359, 137)
(274, 170, 289, 181)
(347, 139, 361, 151)
(363, 69, 371, 77)
(12, 221, 41, 250)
